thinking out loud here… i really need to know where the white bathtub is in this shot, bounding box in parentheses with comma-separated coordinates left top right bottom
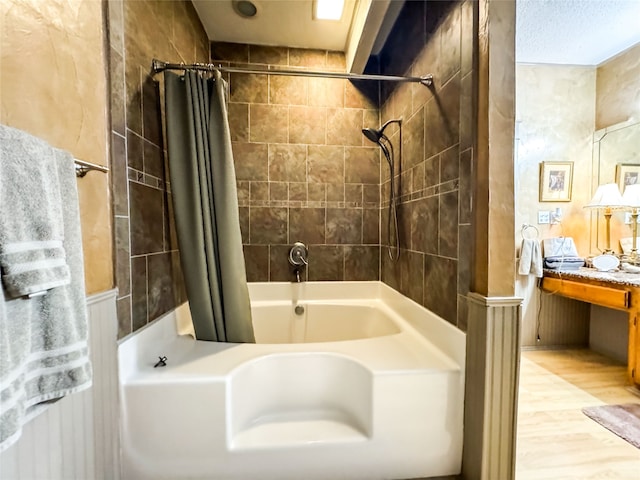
(118, 281, 466, 480)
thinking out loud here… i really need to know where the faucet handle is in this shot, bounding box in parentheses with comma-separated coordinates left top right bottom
(289, 242, 308, 266)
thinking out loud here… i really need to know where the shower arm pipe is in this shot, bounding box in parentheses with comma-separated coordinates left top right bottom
(151, 59, 434, 87)
(380, 119, 402, 136)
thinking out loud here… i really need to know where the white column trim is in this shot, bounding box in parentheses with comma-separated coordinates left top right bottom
(467, 292, 522, 307)
(463, 293, 521, 480)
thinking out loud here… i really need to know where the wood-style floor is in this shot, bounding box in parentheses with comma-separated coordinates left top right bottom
(516, 349, 640, 480)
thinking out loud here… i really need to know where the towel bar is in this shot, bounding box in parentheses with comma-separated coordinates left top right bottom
(75, 159, 108, 177)
(521, 223, 539, 240)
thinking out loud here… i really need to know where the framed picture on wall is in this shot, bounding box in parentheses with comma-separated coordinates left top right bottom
(616, 163, 640, 192)
(539, 161, 573, 202)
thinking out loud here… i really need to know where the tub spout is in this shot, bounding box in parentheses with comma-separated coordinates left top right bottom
(294, 268, 302, 283)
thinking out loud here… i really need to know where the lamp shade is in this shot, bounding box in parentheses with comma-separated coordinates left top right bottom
(623, 184, 640, 208)
(584, 183, 625, 209)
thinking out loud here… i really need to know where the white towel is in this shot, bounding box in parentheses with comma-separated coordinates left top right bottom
(0, 124, 70, 298)
(0, 129, 91, 452)
(531, 240, 543, 277)
(519, 239, 533, 275)
(519, 238, 543, 278)
(542, 237, 579, 258)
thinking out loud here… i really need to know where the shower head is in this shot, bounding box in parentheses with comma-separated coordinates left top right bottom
(362, 119, 402, 263)
(361, 118, 402, 145)
(362, 127, 381, 143)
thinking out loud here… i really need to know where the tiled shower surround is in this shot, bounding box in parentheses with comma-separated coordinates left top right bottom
(210, 43, 382, 283)
(377, 0, 474, 328)
(220, 0, 474, 328)
(108, 0, 473, 336)
(108, 0, 209, 338)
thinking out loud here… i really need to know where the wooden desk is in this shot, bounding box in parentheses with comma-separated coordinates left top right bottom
(540, 268, 640, 388)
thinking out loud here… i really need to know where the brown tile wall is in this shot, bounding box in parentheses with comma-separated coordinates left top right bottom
(212, 43, 381, 283)
(107, 0, 208, 338)
(107, 0, 471, 335)
(377, 0, 474, 329)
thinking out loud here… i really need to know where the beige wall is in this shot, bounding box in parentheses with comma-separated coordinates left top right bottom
(515, 64, 596, 256)
(515, 46, 640, 270)
(515, 64, 596, 346)
(596, 42, 640, 130)
(593, 43, 640, 254)
(474, 0, 517, 297)
(515, 47, 640, 348)
(515, 44, 639, 263)
(0, 0, 112, 294)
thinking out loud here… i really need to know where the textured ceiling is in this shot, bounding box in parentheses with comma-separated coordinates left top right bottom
(516, 0, 640, 65)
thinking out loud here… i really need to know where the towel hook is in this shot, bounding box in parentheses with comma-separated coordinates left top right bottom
(521, 224, 539, 240)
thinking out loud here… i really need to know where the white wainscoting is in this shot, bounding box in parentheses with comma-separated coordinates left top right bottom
(0, 289, 120, 480)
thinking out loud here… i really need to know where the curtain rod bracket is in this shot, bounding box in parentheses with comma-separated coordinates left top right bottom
(74, 159, 109, 178)
(151, 59, 167, 76)
(420, 75, 434, 87)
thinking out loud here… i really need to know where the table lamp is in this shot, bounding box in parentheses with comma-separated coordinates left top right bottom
(584, 183, 625, 254)
(622, 184, 640, 263)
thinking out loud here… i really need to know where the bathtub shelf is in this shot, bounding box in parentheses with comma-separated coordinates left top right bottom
(231, 418, 368, 450)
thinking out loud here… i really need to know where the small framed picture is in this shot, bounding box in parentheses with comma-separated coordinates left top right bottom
(539, 161, 573, 202)
(616, 163, 640, 192)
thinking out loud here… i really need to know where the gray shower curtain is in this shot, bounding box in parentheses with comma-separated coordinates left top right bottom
(164, 70, 254, 343)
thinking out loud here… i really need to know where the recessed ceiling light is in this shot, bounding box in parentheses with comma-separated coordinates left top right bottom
(315, 0, 344, 21)
(232, 0, 257, 18)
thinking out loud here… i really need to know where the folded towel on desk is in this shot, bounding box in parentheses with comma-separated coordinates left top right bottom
(0, 125, 70, 298)
(544, 256, 585, 270)
(0, 126, 91, 452)
(543, 237, 579, 258)
(518, 238, 543, 277)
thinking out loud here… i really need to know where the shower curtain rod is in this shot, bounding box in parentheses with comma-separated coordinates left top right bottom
(151, 59, 433, 87)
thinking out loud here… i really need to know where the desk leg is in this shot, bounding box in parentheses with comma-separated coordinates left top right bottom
(629, 310, 639, 388)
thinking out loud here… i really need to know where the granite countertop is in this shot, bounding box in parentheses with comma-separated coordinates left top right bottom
(544, 267, 640, 287)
